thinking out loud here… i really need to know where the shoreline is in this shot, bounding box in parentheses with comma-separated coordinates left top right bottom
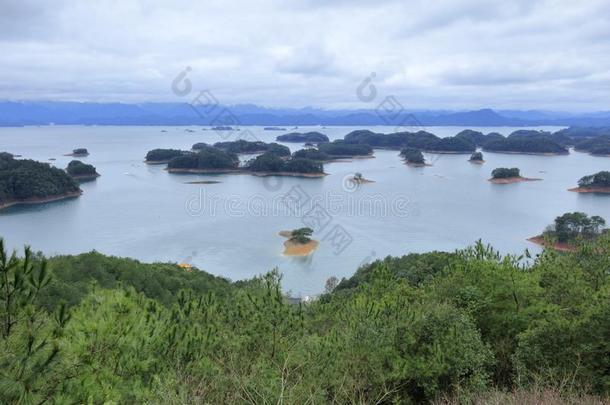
(483, 150, 569, 156)
(527, 235, 577, 252)
(167, 167, 327, 177)
(469, 159, 485, 164)
(568, 186, 610, 194)
(488, 176, 542, 184)
(279, 231, 319, 256)
(0, 190, 82, 211)
(71, 173, 100, 181)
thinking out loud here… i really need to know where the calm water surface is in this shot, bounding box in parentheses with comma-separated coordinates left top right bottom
(1, 125, 609, 295)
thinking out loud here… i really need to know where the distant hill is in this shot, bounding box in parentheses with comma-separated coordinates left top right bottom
(2, 101, 610, 127)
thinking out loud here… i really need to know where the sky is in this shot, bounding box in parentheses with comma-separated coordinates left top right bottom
(1, 0, 610, 111)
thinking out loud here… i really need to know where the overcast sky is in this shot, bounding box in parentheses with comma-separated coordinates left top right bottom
(1, 0, 610, 111)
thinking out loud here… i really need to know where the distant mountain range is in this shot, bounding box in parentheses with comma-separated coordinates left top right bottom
(2, 101, 610, 127)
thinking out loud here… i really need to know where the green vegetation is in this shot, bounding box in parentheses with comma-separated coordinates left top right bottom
(66, 160, 99, 178)
(191, 142, 211, 151)
(574, 135, 610, 156)
(317, 141, 373, 157)
(2, 235, 610, 403)
(543, 212, 606, 242)
(215, 140, 270, 154)
(145, 148, 186, 162)
(483, 136, 568, 154)
(456, 129, 486, 146)
(246, 153, 323, 174)
(292, 148, 330, 161)
(469, 151, 484, 161)
(167, 148, 239, 171)
(276, 131, 329, 143)
(491, 167, 520, 179)
(71, 148, 89, 156)
(343, 130, 475, 152)
(578, 171, 610, 188)
(289, 227, 313, 244)
(400, 147, 425, 164)
(0, 154, 80, 205)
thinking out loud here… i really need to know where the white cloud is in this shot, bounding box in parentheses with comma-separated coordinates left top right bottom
(0, 0, 609, 111)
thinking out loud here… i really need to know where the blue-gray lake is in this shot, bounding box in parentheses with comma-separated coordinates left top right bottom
(1, 125, 609, 296)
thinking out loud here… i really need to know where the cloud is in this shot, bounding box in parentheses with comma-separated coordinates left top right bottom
(0, 0, 609, 111)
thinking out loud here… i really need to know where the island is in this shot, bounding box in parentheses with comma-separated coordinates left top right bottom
(342, 129, 475, 153)
(528, 212, 606, 252)
(488, 167, 541, 184)
(66, 160, 100, 181)
(145, 148, 187, 164)
(317, 141, 373, 159)
(0, 152, 81, 210)
(483, 131, 569, 155)
(211, 126, 236, 131)
(276, 131, 329, 143)
(161, 145, 325, 177)
(400, 148, 427, 166)
(455, 129, 486, 147)
(348, 172, 374, 184)
(468, 151, 485, 163)
(245, 153, 325, 177)
(568, 171, 610, 193)
(65, 148, 89, 157)
(264, 127, 286, 131)
(573, 135, 610, 156)
(167, 148, 240, 173)
(279, 227, 319, 256)
(212, 140, 290, 157)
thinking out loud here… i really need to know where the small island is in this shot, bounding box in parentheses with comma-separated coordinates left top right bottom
(264, 127, 286, 131)
(66, 160, 100, 181)
(488, 167, 541, 184)
(468, 151, 485, 163)
(528, 212, 607, 252)
(211, 126, 236, 131)
(0, 152, 81, 210)
(279, 227, 319, 256)
(65, 148, 89, 157)
(276, 132, 329, 143)
(349, 172, 374, 184)
(167, 147, 240, 173)
(568, 171, 610, 193)
(400, 148, 428, 166)
(317, 142, 373, 159)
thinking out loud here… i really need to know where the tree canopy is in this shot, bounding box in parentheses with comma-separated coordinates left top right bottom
(66, 160, 98, 177)
(544, 212, 606, 242)
(276, 132, 329, 143)
(0, 154, 80, 203)
(491, 167, 520, 179)
(578, 171, 610, 188)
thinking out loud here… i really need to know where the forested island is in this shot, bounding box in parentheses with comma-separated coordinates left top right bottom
(528, 212, 607, 251)
(65, 148, 89, 157)
(2, 234, 610, 403)
(569, 171, 610, 193)
(0, 153, 81, 209)
(212, 140, 290, 156)
(147, 142, 326, 177)
(279, 227, 319, 255)
(573, 135, 610, 156)
(400, 148, 427, 166)
(66, 160, 100, 181)
(342, 129, 475, 153)
(145, 148, 187, 163)
(489, 167, 541, 184)
(468, 151, 485, 163)
(276, 131, 329, 143)
(483, 132, 569, 155)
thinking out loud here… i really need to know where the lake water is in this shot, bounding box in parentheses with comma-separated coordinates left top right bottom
(1, 125, 609, 296)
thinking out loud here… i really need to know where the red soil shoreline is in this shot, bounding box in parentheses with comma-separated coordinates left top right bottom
(0, 191, 82, 211)
(568, 187, 610, 194)
(527, 236, 577, 252)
